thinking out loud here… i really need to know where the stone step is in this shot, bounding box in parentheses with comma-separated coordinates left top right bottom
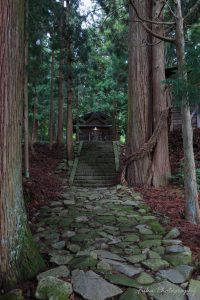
(77, 164, 115, 168)
(75, 175, 117, 181)
(70, 141, 118, 187)
(76, 168, 115, 176)
(79, 155, 115, 158)
(74, 178, 117, 184)
(73, 182, 117, 187)
(79, 157, 115, 160)
(75, 173, 116, 177)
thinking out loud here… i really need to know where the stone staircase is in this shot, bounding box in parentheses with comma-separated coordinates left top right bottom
(72, 142, 119, 187)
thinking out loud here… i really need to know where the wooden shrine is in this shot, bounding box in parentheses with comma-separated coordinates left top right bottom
(77, 112, 114, 141)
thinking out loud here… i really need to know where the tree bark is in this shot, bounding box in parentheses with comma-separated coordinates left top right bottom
(112, 101, 119, 141)
(0, 0, 44, 289)
(30, 87, 38, 149)
(175, 0, 200, 224)
(49, 50, 55, 150)
(66, 0, 74, 161)
(151, 0, 171, 186)
(23, 0, 29, 178)
(57, 1, 65, 146)
(127, 0, 153, 186)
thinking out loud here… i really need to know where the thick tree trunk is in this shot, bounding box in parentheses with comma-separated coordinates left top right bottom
(66, 1, 74, 161)
(127, 0, 153, 186)
(31, 87, 38, 148)
(175, 0, 200, 224)
(24, 0, 29, 178)
(66, 76, 74, 161)
(112, 101, 119, 141)
(0, 0, 44, 289)
(57, 2, 64, 146)
(76, 84, 80, 142)
(151, 0, 171, 186)
(49, 50, 55, 150)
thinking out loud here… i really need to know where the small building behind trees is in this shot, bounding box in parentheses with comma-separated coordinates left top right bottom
(76, 112, 117, 141)
(165, 67, 200, 131)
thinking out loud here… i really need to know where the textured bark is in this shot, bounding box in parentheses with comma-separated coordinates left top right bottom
(31, 87, 38, 146)
(66, 0, 74, 161)
(127, 0, 153, 186)
(112, 101, 119, 141)
(49, 50, 55, 150)
(175, 0, 200, 224)
(57, 1, 65, 146)
(76, 86, 80, 142)
(23, 0, 29, 178)
(0, 0, 44, 289)
(66, 75, 74, 161)
(151, 0, 171, 186)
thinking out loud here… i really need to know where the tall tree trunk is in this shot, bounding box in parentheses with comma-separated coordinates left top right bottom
(66, 74, 74, 161)
(23, 0, 29, 178)
(151, 0, 171, 186)
(127, 0, 153, 186)
(0, 0, 44, 289)
(175, 0, 200, 224)
(112, 101, 119, 141)
(76, 81, 80, 142)
(31, 87, 38, 147)
(49, 50, 55, 150)
(57, 1, 64, 146)
(66, 0, 74, 161)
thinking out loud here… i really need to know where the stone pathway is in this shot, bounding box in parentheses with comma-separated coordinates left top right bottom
(31, 185, 200, 300)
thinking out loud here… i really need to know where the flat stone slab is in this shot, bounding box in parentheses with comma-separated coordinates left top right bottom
(72, 270, 123, 300)
(165, 227, 180, 239)
(63, 200, 75, 206)
(188, 279, 200, 300)
(37, 266, 70, 281)
(158, 269, 185, 284)
(136, 272, 155, 285)
(93, 250, 125, 261)
(105, 274, 140, 288)
(176, 265, 194, 281)
(50, 254, 73, 265)
(119, 288, 148, 300)
(125, 254, 147, 264)
(142, 259, 169, 271)
(52, 241, 65, 250)
(103, 259, 142, 277)
(148, 280, 186, 300)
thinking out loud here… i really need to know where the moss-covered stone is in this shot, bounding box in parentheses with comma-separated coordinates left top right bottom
(35, 276, 72, 300)
(140, 239, 161, 249)
(136, 272, 155, 285)
(105, 274, 140, 288)
(123, 234, 140, 243)
(68, 256, 97, 270)
(146, 220, 165, 235)
(164, 253, 192, 266)
(141, 259, 169, 271)
(119, 288, 147, 300)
